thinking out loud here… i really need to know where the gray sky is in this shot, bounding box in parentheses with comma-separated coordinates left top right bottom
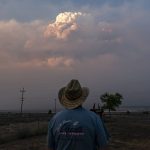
(0, 0, 150, 111)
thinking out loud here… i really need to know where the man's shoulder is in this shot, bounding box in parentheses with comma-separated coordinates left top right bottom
(53, 109, 67, 118)
(52, 107, 99, 121)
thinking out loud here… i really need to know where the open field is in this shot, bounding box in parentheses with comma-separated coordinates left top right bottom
(0, 112, 149, 150)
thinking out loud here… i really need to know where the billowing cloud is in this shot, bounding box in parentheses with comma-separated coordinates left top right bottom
(0, 11, 116, 69)
(47, 56, 75, 67)
(0, 1, 150, 110)
(10, 56, 74, 69)
(0, 19, 45, 67)
(0, 8, 149, 71)
(44, 12, 83, 39)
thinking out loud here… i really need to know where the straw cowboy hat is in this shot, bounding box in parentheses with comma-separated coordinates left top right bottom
(58, 79, 89, 109)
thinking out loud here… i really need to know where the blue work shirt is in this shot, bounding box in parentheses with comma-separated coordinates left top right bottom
(47, 107, 109, 150)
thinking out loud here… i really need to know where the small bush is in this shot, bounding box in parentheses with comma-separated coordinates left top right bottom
(16, 125, 47, 140)
(0, 135, 14, 144)
(48, 109, 52, 114)
(143, 111, 149, 114)
(0, 137, 8, 144)
(16, 128, 32, 139)
(33, 127, 47, 136)
(126, 110, 130, 115)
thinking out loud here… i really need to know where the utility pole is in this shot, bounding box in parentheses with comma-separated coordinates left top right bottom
(20, 87, 26, 114)
(54, 98, 56, 113)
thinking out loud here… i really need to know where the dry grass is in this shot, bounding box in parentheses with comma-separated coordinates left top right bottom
(0, 112, 149, 150)
(0, 121, 48, 144)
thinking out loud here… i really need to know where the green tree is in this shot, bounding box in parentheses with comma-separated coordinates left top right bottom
(100, 92, 123, 115)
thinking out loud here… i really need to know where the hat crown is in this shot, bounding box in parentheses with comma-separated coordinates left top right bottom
(58, 79, 89, 109)
(65, 79, 82, 100)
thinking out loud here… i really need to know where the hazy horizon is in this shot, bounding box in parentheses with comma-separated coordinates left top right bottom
(0, 0, 150, 111)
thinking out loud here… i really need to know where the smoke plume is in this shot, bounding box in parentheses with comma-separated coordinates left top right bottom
(44, 12, 83, 39)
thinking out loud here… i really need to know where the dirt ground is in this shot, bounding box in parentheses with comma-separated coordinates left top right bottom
(107, 113, 150, 150)
(0, 113, 149, 150)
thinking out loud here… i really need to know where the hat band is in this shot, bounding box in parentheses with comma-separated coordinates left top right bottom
(65, 90, 82, 101)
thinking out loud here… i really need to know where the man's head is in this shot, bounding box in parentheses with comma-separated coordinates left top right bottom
(58, 79, 89, 109)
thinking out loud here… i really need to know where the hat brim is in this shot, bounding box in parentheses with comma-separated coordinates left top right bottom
(58, 87, 89, 109)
